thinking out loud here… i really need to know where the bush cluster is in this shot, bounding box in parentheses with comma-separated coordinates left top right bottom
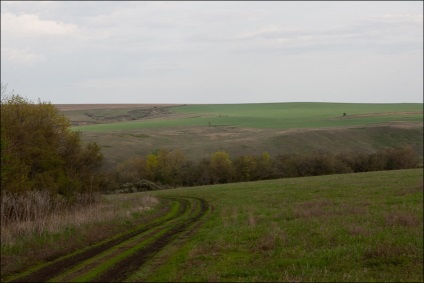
(106, 180, 165, 195)
(1, 92, 103, 200)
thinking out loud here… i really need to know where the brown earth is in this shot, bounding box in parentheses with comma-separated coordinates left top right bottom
(56, 104, 189, 126)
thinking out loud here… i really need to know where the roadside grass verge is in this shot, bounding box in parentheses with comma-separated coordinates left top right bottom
(137, 168, 423, 282)
(0, 193, 160, 280)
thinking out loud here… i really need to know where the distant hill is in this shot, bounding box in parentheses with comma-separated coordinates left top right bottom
(58, 102, 423, 167)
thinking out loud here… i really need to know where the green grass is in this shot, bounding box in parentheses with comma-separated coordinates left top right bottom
(172, 102, 423, 128)
(71, 102, 423, 132)
(128, 168, 423, 282)
(2, 169, 422, 282)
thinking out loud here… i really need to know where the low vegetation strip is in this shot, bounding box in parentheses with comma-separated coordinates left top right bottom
(5, 197, 209, 283)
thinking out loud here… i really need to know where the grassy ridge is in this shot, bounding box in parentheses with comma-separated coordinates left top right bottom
(71, 102, 423, 132)
(130, 168, 423, 282)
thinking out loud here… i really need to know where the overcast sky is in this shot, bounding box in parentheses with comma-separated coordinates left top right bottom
(1, 1, 423, 104)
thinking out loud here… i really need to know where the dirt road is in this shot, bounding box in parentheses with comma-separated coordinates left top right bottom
(8, 196, 209, 282)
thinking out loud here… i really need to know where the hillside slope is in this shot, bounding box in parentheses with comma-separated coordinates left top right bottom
(58, 102, 423, 167)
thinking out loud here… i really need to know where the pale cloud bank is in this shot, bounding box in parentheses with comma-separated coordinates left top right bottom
(1, 12, 77, 36)
(1, 1, 422, 104)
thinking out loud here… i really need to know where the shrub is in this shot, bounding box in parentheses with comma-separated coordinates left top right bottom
(1, 93, 103, 197)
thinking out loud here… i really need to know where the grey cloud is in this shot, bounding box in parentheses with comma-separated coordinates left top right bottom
(219, 14, 423, 56)
(1, 1, 422, 104)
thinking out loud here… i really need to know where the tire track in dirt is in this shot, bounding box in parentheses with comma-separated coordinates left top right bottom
(7, 196, 209, 283)
(7, 197, 189, 283)
(123, 200, 214, 282)
(94, 197, 209, 282)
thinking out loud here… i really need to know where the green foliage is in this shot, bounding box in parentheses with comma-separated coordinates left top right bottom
(110, 146, 420, 190)
(234, 155, 257, 181)
(116, 149, 190, 188)
(233, 152, 274, 181)
(156, 149, 187, 186)
(210, 151, 234, 184)
(1, 91, 103, 198)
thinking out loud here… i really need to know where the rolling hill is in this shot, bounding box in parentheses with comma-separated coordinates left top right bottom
(58, 102, 423, 167)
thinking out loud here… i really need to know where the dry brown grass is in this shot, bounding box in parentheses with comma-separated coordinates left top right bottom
(339, 203, 369, 215)
(81, 121, 423, 168)
(362, 242, 420, 267)
(293, 199, 370, 219)
(384, 211, 422, 228)
(1, 192, 160, 277)
(395, 183, 423, 196)
(220, 207, 240, 228)
(257, 233, 278, 252)
(206, 273, 221, 282)
(247, 211, 257, 227)
(0, 191, 159, 247)
(346, 224, 371, 237)
(293, 199, 335, 218)
(1, 190, 68, 225)
(253, 222, 286, 253)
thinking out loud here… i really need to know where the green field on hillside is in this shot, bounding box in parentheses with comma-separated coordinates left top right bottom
(128, 169, 424, 281)
(71, 103, 423, 132)
(3, 169, 422, 282)
(130, 169, 423, 282)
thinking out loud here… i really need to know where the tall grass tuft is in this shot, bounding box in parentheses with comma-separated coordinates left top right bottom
(1, 190, 67, 225)
(0, 190, 158, 247)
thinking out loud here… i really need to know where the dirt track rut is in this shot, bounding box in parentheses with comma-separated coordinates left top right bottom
(8, 196, 209, 283)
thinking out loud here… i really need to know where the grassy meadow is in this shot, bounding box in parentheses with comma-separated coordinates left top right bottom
(58, 102, 423, 167)
(130, 168, 423, 282)
(3, 169, 421, 281)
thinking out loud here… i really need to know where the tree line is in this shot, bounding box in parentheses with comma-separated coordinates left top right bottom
(104, 145, 420, 192)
